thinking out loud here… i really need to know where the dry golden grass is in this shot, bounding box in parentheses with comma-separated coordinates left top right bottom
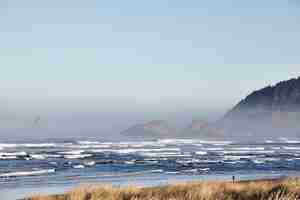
(26, 178, 300, 200)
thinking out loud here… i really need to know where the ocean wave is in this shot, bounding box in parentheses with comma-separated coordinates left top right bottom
(176, 158, 201, 164)
(140, 152, 190, 157)
(30, 154, 62, 160)
(156, 139, 232, 146)
(59, 150, 85, 155)
(77, 141, 101, 145)
(201, 147, 224, 151)
(271, 147, 281, 150)
(182, 169, 198, 173)
(22, 143, 57, 148)
(0, 142, 74, 150)
(64, 154, 92, 159)
(0, 169, 55, 177)
(252, 159, 265, 164)
(0, 155, 18, 160)
(0, 143, 18, 148)
(283, 147, 300, 150)
(84, 161, 96, 166)
(90, 148, 181, 154)
(265, 140, 275, 143)
(195, 151, 208, 155)
(229, 147, 265, 151)
(0, 151, 27, 156)
(221, 150, 275, 155)
(199, 168, 210, 171)
(223, 155, 257, 160)
(278, 138, 300, 144)
(72, 144, 113, 149)
(73, 165, 85, 169)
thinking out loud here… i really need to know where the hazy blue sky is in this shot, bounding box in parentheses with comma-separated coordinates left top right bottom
(0, 0, 300, 138)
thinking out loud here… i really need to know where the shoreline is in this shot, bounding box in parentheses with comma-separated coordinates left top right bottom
(23, 177, 299, 200)
(2, 173, 289, 200)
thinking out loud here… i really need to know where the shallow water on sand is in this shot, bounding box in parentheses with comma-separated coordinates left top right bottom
(1, 138, 300, 199)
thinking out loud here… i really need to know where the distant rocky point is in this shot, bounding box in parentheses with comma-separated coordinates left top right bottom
(121, 120, 178, 139)
(219, 77, 300, 139)
(122, 77, 300, 140)
(122, 119, 223, 139)
(181, 120, 224, 139)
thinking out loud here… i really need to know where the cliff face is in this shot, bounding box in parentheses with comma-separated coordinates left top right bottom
(121, 120, 178, 139)
(220, 77, 300, 139)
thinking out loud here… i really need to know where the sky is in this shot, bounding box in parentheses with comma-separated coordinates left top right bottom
(0, 0, 300, 138)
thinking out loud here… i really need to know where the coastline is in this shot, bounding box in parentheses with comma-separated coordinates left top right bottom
(23, 177, 299, 200)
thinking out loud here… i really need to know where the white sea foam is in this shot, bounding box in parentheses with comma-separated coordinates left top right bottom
(265, 140, 275, 143)
(199, 141, 233, 145)
(73, 165, 85, 169)
(91, 148, 181, 154)
(0, 143, 59, 149)
(250, 157, 279, 163)
(0, 155, 17, 160)
(69, 144, 112, 149)
(223, 155, 256, 160)
(0, 151, 27, 156)
(252, 159, 265, 164)
(264, 158, 280, 162)
(271, 147, 281, 150)
(285, 140, 300, 144)
(30, 154, 46, 160)
(0, 143, 18, 148)
(195, 151, 207, 155)
(202, 148, 224, 151)
(176, 158, 201, 164)
(64, 154, 92, 159)
(283, 147, 300, 150)
(182, 169, 198, 173)
(165, 171, 180, 174)
(30, 154, 62, 160)
(0, 169, 55, 177)
(84, 161, 96, 166)
(22, 143, 57, 148)
(125, 161, 135, 164)
(199, 168, 210, 171)
(60, 150, 85, 155)
(157, 139, 232, 146)
(278, 138, 300, 144)
(221, 150, 275, 155)
(140, 152, 190, 157)
(77, 141, 101, 145)
(230, 147, 265, 151)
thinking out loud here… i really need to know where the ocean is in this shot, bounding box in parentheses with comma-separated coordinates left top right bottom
(1, 138, 300, 199)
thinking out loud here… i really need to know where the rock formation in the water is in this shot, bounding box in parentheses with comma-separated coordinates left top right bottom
(121, 120, 178, 138)
(219, 77, 300, 139)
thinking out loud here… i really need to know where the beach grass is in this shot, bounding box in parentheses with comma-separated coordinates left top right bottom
(26, 178, 300, 200)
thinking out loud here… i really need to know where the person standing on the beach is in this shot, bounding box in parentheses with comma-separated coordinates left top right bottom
(232, 175, 235, 183)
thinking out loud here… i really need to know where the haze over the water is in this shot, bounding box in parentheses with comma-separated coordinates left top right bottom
(0, 0, 300, 139)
